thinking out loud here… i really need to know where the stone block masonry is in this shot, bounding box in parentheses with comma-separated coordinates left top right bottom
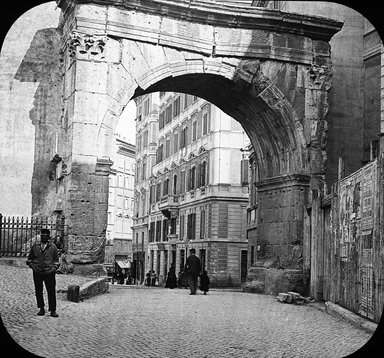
(67, 277, 109, 302)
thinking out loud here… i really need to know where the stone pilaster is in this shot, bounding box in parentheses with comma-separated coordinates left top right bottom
(244, 174, 310, 295)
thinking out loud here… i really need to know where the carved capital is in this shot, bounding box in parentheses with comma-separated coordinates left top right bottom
(308, 65, 332, 91)
(63, 31, 107, 63)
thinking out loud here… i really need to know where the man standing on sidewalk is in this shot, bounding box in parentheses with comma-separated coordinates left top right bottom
(184, 248, 201, 295)
(26, 228, 60, 317)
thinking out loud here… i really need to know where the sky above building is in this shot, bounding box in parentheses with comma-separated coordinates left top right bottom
(115, 100, 137, 144)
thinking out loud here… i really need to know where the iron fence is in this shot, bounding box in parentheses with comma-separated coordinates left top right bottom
(0, 214, 65, 257)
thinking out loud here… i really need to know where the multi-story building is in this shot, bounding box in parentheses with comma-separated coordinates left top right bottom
(133, 91, 251, 287)
(105, 134, 136, 273)
(131, 94, 160, 284)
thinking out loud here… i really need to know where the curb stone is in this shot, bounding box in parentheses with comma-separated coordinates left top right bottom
(67, 277, 109, 302)
(325, 301, 377, 334)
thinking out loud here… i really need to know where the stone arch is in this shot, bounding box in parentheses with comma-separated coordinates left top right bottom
(53, 0, 342, 270)
(95, 51, 312, 182)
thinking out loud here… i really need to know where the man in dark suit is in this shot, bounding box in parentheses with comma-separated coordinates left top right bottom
(184, 248, 201, 295)
(27, 228, 60, 317)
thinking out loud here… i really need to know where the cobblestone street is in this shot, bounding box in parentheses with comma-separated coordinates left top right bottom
(0, 265, 376, 358)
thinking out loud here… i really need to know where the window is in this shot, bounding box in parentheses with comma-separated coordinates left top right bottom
(124, 198, 129, 210)
(141, 193, 146, 216)
(149, 184, 154, 204)
(156, 182, 161, 202)
(173, 97, 180, 118)
(159, 111, 165, 130)
(193, 95, 198, 102)
(187, 213, 196, 240)
(192, 120, 197, 141)
(163, 178, 169, 196)
(189, 166, 196, 191)
(165, 105, 172, 124)
(166, 138, 170, 158)
(117, 194, 123, 209)
(202, 113, 208, 135)
(150, 222, 155, 242)
(200, 161, 207, 187)
(143, 131, 148, 149)
(170, 217, 176, 235)
(200, 210, 205, 239)
(162, 219, 168, 241)
(143, 98, 150, 117)
(142, 161, 146, 180)
(241, 159, 249, 185)
(173, 175, 177, 195)
(180, 126, 188, 149)
(183, 93, 189, 109)
(181, 126, 188, 148)
(156, 220, 162, 242)
(173, 132, 178, 153)
(181, 171, 186, 193)
(179, 215, 185, 240)
(157, 144, 164, 163)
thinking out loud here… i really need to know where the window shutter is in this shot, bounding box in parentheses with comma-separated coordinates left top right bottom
(241, 159, 249, 185)
(197, 112, 202, 140)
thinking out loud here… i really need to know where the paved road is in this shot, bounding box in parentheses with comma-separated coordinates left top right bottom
(0, 265, 377, 358)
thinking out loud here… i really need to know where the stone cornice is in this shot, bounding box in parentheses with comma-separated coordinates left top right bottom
(56, 0, 343, 41)
(256, 174, 311, 191)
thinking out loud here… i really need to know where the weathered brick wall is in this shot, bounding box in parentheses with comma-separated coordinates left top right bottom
(308, 155, 384, 323)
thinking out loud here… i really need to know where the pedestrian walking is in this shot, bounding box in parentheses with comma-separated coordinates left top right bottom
(151, 270, 157, 286)
(184, 248, 201, 295)
(177, 270, 187, 288)
(165, 263, 177, 289)
(26, 228, 60, 317)
(145, 271, 151, 286)
(199, 269, 210, 295)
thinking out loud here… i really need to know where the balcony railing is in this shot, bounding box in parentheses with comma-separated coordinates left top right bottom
(159, 194, 179, 209)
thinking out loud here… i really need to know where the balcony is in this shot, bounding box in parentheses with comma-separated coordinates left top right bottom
(159, 194, 179, 211)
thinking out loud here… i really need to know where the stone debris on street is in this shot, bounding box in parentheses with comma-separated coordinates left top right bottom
(0, 265, 376, 358)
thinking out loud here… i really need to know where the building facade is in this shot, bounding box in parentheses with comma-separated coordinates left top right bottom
(131, 94, 160, 284)
(104, 135, 136, 272)
(132, 92, 251, 287)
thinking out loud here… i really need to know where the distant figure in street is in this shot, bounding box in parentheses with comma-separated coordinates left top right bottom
(151, 270, 157, 286)
(199, 269, 210, 295)
(165, 263, 177, 289)
(177, 270, 188, 288)
(184, 248, 201, 295)
(26, 229, 60, 317)
(126, 274, 132, 285)
(119, 270, 125, 285)
(145, 271, 151, 286)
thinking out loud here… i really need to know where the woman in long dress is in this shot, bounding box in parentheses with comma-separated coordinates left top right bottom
(165, 263, 177, 289)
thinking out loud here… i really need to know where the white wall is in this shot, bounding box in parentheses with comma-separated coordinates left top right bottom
(0, 2, 59, 216)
